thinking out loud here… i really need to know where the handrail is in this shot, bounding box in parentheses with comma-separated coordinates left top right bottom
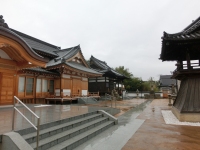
(12, 96, 40, 150)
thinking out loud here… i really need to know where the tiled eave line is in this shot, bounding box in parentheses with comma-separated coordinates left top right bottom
(46, 63, 102, 77)
(18, 69, 60, 78)
(162, 31, 200, 41)
(34, 49, 58, 58)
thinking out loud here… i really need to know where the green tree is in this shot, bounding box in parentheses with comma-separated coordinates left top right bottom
(115, 66, 159, 92)
(115, 66, 142, 91)
(115, 66, 133, 78)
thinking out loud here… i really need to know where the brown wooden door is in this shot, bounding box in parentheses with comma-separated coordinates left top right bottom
(163, 90, 168, 98)
(72, 78, 81, 95)
(0, 73, 15, 105)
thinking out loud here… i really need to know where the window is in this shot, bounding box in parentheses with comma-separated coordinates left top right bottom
(42, 79, 48, 92)
(36, 79, 42, 92)
(26, 78, 34, 95)
(18, 77, 25, 92)
(49, 80, 54, 93)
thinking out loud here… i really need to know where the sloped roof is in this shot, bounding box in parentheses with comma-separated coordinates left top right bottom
(90, 55, 128, 79)
(54, 45, 81, 62)
(90, 55, 110, 70)
(159, 75, 176, 87)
(46, 59, 101, 75)
(162, 16, 200, 40)
(160, 16, 200, 61)
(11, 29, 60, 57)
(0, 15, 48, 66)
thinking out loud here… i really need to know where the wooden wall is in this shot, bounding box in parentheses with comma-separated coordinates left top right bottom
(0, 58, 17, 105)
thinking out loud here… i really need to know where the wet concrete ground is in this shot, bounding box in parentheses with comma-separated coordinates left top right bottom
(122, 99, 200, 150)
(74, 99, 151, 150)
(0, 99, 145, 134)
(1, 99, 200, 150)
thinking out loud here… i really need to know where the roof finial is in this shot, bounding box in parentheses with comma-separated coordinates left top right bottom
(0, 15, 9, 28)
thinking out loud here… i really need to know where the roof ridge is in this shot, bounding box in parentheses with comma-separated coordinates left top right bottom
(90, 56, 111, 70)
(11, 28, 61, 50)
(183, 16, 200, 33)
(54, 45, 80, 62)
(91, 55, 107, 64)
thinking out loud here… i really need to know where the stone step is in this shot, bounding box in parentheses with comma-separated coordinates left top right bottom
(47, 121, 114, 150)
(16, 111, 97, 136)
(23, 113, 103, 144)
(30, 117, 111, 150)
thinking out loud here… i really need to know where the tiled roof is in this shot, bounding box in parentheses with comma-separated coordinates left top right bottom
(90, 55, 110, 70)
(66, 62, 101, 74)
(54, 45, 80, 62)
(11, 29, 59, 57)
(162, 16, 200, 40)
(23, 67, 60, 76)
(46, 59, 101, 75)
(159, 75, 176, 87)
(90, 56, 128, 79)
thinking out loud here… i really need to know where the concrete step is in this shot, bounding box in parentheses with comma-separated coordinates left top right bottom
(30, 117, 111, 150)
(47, 121, 114, 150)
(16, 111, 97, 136)
(16, 110, 117, 150)
(23, 113, 103, 144)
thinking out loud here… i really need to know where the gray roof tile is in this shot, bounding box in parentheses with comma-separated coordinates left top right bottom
(11, 29, 59, 56)
(159, 75, 176, 87)
(90, 55, 128, 79)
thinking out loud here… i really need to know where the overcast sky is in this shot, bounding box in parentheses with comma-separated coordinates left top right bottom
(1, 0, 200, 80)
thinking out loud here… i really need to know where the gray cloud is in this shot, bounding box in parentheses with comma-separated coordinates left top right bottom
(1, 0, 200, 80)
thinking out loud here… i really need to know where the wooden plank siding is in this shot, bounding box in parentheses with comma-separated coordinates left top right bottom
(174, 78, 200, 112)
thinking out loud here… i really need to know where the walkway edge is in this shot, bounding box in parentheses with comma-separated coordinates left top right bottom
(81, 119, 145, 150)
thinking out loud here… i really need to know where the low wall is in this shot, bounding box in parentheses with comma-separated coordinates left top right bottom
(0, 132, 33, 150)
(125, 91, 163, 98)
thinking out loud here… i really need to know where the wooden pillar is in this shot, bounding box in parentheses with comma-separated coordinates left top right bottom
(35, 75, 37, 104)
(186, 53, 191, 69)
(60, 74, 62, 97)
(105, 77, 106, 93)
(118, 81, 119, 91)
(180, 60, 183, 70)
(96, 77, 97, 92)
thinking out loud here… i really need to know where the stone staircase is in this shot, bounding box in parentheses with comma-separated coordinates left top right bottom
(16, 111, 117, 150)
(78, 97, 98, 104)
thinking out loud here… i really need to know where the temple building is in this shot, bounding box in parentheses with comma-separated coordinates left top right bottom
(0, 15, 101, 105)
(159, 75, 177, 98)
(88, 55, 128, 95)
(160, 16, 200, 122)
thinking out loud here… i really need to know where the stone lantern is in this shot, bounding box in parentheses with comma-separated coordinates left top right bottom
(136, 89, 139, 99)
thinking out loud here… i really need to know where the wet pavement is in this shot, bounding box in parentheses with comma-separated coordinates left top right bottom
(122, 99, 200, 150)
(0, 104, 119, 134)
(74, 99, 151, 150)
(0, 99, 145, 134)
(2, 99, 199, 150)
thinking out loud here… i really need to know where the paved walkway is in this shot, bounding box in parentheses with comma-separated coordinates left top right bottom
(122, 99, 200, 150)
(75, 99, 200, 150)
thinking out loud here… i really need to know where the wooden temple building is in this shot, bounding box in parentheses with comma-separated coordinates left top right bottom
(160, 16, 200, 122)
(0, 15, 102, 105)
(88, 56, 128, 95)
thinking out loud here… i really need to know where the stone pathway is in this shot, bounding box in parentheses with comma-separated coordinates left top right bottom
(122, 99, 200, 150)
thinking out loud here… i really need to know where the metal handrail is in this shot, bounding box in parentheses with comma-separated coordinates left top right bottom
(12, 96, 40, 150)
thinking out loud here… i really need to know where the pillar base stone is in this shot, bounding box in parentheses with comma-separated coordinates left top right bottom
(172, 106, 200, 122)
